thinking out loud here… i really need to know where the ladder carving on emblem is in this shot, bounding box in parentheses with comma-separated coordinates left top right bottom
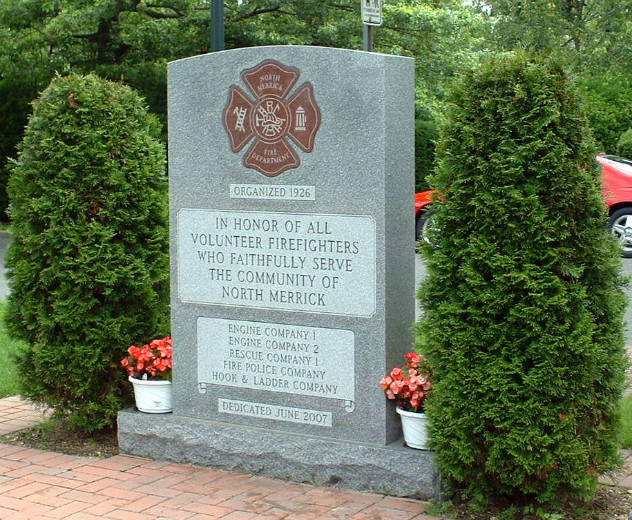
(233, 107, 247, 132)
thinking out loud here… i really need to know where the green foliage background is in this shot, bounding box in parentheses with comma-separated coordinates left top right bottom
(578, 74, 632, 154)
(417, 53, 628, 506)
(0, 0, 487, 219)
(5, 73, 170, 432)
(617, 129, 632, 160)
(1, 0, 632, 221)
(415, 119, 438, 192)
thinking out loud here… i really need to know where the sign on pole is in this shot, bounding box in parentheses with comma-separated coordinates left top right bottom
(361, 0, 382, 26)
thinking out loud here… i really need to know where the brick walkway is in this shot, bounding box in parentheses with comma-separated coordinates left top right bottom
(2, 396, 632, 520)
(0, 396, 50, 435)
(0, 396, 444, 520)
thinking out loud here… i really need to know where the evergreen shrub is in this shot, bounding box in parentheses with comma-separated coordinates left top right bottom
(616, 128, 632, 160)
(6, 73, 169, 432)
(417, 53, 628, 506)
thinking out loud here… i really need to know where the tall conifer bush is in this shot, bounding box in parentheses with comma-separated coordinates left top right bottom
(418, 53, 628, 506)
(6, 74, 169, 432)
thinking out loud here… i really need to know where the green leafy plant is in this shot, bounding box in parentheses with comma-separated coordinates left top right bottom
(5, 73, 169, 432)
(579, 74, 632, 154)
(0, 76, 46, 221)
(616, 129, 632, 160)
(415, 119, 439, 192)
(418, 52, 628, 506)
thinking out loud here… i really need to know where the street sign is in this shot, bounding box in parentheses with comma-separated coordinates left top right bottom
(361, 0, 382, 26)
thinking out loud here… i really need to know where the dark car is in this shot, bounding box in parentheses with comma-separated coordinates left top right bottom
(415, 154, 632, 257)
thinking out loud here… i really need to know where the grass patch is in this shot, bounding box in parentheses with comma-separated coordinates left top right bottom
(620, 393, 632, 449)
(0, 300, 23, 398)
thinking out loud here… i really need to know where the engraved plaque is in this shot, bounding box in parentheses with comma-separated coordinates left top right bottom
(177, 209, 377, 317)
(198, 317, 355, 402)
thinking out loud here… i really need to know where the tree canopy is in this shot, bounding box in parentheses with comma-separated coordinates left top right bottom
(486, 0, 632, 73)
(1, 0, 632, 211)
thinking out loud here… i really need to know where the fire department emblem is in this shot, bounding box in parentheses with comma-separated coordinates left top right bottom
(223, 60, 321, 177)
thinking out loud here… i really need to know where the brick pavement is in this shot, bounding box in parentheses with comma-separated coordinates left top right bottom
(0, 396, 50, 435)
(0, 396, 446, 520)
(3, 396, 632, 519)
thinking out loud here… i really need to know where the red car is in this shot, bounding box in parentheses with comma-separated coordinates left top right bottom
(415, 154, 632, 257)
(414, 190, 434, 242)
(600, 154, 632, 257)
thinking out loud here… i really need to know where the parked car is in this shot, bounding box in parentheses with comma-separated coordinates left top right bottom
(600, 154, 632, 257)
(415, 154, 632, 257)
(414, 190, 434, 242)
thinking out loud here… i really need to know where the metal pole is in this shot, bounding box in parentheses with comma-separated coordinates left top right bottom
(211, 0, 225, 52)
(363, 24, 373, 52)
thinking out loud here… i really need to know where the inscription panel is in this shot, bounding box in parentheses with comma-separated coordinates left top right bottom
(198, 318, 355, 402)
(178, 209, 376, 316)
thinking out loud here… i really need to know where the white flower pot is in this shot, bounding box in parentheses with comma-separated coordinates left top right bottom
(396, 407, 429, 449)
(129, 376, 173, 413)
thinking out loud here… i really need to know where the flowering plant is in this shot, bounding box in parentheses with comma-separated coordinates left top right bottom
(380, 352, 432, 413)
(121, 336, 173, 380)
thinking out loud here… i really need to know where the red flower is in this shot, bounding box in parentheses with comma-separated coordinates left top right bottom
(121, 336, 173, 381)
(380, 352, 432, 413)
(390, 380, 406, 395)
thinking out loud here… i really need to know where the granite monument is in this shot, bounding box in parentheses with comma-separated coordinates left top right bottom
(118, 45, 439, 498)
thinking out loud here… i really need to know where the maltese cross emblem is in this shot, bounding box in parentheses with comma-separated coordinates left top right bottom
(223, 60, 321, 177)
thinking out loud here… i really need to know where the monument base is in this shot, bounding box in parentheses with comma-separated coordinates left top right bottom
(118, 409, 440, 499)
